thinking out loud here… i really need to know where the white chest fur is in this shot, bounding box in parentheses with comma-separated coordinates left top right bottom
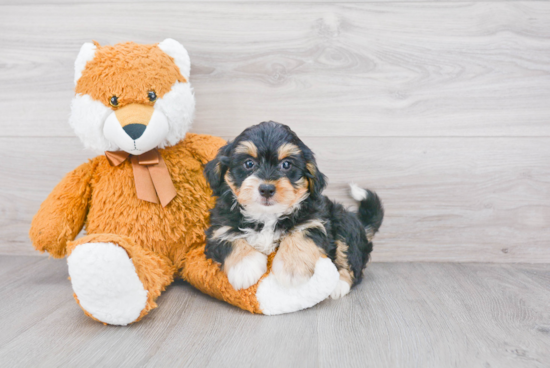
(241, 218, 282, 255)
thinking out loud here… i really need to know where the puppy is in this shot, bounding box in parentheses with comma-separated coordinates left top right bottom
(204, 121, 384, 299)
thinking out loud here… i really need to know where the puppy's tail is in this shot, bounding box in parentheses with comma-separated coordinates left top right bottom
(349, 184, 384, 241)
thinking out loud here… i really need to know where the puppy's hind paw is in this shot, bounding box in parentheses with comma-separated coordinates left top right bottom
(330, 279, 351, 299)
(226, 251, 267, 290)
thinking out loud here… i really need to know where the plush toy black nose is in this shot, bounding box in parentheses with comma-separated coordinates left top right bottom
(259, 184, 276, 198)
(123, 124, 147, 140)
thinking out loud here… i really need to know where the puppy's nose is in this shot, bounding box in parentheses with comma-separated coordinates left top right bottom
(259, 184, 276, 199)
(123, 124, 146, 140)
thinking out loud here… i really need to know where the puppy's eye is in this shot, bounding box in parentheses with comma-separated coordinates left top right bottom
(280, 160, 292, 171)
(148, 91, 157, 102)
(109, 96, 119, 107)
(244, 160, 255, 170)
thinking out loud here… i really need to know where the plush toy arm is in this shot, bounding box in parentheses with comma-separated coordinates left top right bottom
(29, 161, 95, 258)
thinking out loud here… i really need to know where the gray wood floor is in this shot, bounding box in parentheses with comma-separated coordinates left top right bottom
(1, 256, 549, 368)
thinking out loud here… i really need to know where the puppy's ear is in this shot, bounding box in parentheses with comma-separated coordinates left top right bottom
(304, 155, 327, 198)
(204, 142, 233, 196)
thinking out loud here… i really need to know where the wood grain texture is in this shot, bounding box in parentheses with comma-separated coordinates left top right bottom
(1, 2, 550, 137)
(317, 262, 550, 368)
(1, 257, 549, 368)
(2, 136, 549, 262)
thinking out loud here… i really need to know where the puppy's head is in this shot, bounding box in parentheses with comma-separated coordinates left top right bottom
(205, 121, 327, 215)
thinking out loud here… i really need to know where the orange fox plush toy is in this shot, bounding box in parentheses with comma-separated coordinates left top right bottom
(29, 39, 338, 325)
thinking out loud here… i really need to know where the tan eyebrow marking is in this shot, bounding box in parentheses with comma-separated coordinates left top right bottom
(278, 143, 301, 160)
(234, 141, 258, 158)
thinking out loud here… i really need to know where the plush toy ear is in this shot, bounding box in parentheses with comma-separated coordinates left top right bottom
(158, 38, 191, 80)
(204, 142, 233, 196)
(74, 42, 97, 85)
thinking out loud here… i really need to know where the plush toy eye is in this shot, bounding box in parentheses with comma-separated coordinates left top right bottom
(148, 91, 157, 102)
(280, 160, 292, 171)
(109, 96, 119, 107)
(244, 160, 255, 170)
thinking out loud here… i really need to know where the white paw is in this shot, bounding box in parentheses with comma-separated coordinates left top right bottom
(271, 256, 311, 288)
(256, 257, 340, 315)
(67, 242, 148, 326)
(330, 279, 351, 299)
(226, 251, 267, 290)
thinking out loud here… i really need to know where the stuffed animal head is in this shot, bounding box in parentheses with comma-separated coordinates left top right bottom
(70, 39, 194, 154)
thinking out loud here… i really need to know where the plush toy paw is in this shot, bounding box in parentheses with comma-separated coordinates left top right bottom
(67, 242, 148, 326)
(256, 257, 340, 315)
(271, 252, 315, 288)
(183, 247, 341, 315)
(330, 278, 351, 299)
(226, 251, 267, 290)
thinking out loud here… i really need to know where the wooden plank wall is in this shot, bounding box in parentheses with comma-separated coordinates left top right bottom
(1, 2, 549, 262)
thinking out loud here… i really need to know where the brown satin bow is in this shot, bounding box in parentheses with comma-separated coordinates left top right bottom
(105, 149, 177, 207)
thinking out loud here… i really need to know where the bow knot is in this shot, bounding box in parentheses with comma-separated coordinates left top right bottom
(105, 149, 177, 207)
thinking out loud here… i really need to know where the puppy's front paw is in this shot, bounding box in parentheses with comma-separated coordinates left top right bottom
(272, 253, 315, 288)
(226, 251, 267, 290)
(330, 279, 351, 299)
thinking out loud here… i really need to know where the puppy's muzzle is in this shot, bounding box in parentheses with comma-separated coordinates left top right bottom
(259, 184, 276, 199)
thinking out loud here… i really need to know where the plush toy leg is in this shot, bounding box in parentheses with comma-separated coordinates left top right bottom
(66, 234, 175, 326)
(181, 246, 339, 315)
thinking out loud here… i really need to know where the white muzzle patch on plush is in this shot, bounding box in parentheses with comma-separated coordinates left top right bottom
(103, 110, 169, 155)
(69, 94, 115, 152)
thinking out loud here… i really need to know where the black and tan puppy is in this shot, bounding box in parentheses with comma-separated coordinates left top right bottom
(204, 121, 383, 299)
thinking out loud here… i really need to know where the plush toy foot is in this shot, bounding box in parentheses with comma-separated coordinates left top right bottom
(66, 234, 174, 325)
(68, 242, 148, 325)
(182, 247, 339, 315)
(256, 257, 339, 315)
